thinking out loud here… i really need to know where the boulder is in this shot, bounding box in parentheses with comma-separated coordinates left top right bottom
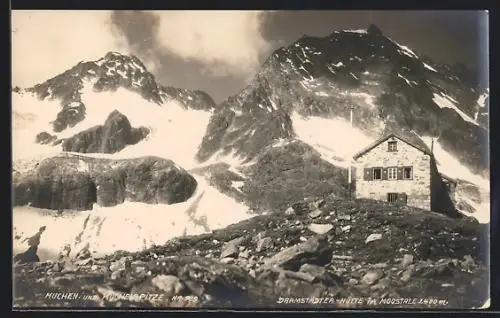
(299, 263, 340, 286)
(151, 275, 185, 296)
(264, 236, 332, 271)
(307, 223, 334, 235)
(361, 270, 384, 285)
(401, 254, 414, 268)
(122, 157, 197, 205)
(256, 237, 274, 252)
(365, 233, 383, 244)
(308, 209, 323, 219)
(220, 244, 239, 259)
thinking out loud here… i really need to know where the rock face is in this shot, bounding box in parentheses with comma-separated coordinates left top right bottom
(196, 24, 488, 177)
(14, 164, 97, 211)
(13, 155, 198, 210)
(196, 108, 294, 162)
(241, 140, 348, 213)
(191, 141, 349, 215)
(14, 226, 46, 264)
(35, 132, 57, 144)
(62, 110, 149, 154)
(53, 101, 86, 132)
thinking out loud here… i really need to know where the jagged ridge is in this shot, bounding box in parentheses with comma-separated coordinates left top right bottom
(197, 24, 489, 177)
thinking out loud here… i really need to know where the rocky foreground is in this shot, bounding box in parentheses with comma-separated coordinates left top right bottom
(13, 197, 488, 309)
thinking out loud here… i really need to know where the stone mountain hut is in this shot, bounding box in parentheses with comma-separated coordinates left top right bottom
(351, 132, 458, 216)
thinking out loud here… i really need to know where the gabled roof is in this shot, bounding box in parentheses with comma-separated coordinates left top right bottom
(353, 131, 433, 160)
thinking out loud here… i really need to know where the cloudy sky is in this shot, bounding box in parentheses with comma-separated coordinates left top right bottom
(12, 10, 488, 102)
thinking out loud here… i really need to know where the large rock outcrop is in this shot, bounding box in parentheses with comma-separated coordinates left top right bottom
(53, 101, 86, 132)
(62, 110, 149, 154)
(13, 155, 197, 210)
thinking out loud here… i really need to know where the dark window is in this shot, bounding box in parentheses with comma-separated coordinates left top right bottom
(373, 168, 382, 180)
(388, 141, 397, 152)
(387, 193, 399, 203)
(403, 167, 413, 179)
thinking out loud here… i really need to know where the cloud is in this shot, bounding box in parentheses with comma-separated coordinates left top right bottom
(109, 11, 161, 74)
(11, 10, 273, 87)
(11, 10, 128, 88)
(153, 11, 272, 78)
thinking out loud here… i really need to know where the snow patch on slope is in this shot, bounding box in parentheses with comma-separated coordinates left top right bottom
(397, 73, 413, 86)
(423, 63, 438, 72)
(477, 91, 489, 108)
(13, 175, 252, 261)
(387, 37, 419, 59)
(432, 93, 478, 126)
(12, 92, 63, 160)
(455, 190, 490, 224)
(291, 112, 373, 168)
(421, 137, 488, 190)
(344, 29, 367, 34)
(420, 136, 489, 223)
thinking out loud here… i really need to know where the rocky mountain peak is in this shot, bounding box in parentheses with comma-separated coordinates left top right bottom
(201, 25, 489, 179)
(96, 51, 149, 76)
(24, 51, 217, 111)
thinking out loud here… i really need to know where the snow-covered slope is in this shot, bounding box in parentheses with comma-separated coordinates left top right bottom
(12, 60, 252, 261)
(13, 176, 251, 262)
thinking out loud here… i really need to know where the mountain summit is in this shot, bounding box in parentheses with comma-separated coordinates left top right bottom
(366, 24, 383, 36)
(25, 51, 216, 111)
(198, 25, 488, 178)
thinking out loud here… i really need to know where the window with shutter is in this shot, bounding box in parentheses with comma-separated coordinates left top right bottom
(363, 168, 373, 181)
(382, 168, 388, 180)
(399, 193, 408, 205)
(373, 168, 382, 180)
(397, 167, 403, 180)
(403, 167, 413, 180)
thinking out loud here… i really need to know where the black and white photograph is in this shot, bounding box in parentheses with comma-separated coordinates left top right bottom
(11, 10, 490, 309)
